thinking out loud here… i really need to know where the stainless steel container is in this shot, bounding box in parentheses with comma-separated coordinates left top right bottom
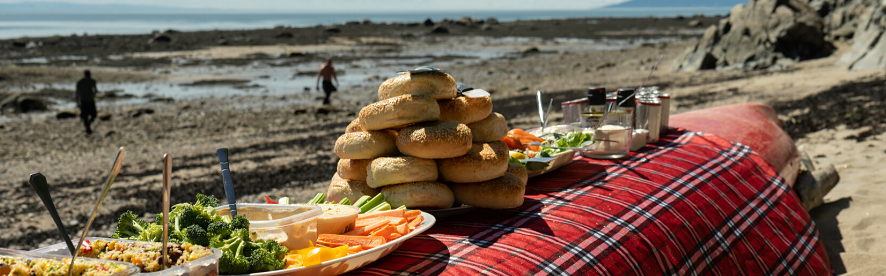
(636, 95, 662, 143)
(658, 93, 671, 136)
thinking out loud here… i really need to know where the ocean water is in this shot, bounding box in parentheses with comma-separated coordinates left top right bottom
(0, 8, 732, 39)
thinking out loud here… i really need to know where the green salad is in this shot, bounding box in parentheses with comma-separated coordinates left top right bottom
(538, 131, 593, 157)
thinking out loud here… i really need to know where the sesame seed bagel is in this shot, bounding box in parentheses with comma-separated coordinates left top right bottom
(366, 156, 438, 188)
(436, 141, 509, 183)
(337, 158, 373, 181)
(438, 96, 493, 124)
(381, 181, 455, 209)
(327, 174, 380, 204)
(448, 173, 525, 209)
(358, 94, 440, 131)
(396, 120, 473, 159)
(378, 72, 457, 101)
(466, 112, 508, 142)
(333, 131, 399, 159)
(507, 163, 529, 186)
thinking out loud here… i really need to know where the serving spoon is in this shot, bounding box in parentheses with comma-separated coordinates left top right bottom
(28, 173, 76, 256)
(68, 147, 125, 276)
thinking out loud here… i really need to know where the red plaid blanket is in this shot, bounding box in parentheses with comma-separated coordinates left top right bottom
(346, 129, 830, 275)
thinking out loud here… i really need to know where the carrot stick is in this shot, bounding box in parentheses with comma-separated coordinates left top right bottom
(318, 234, 386, 249)
(388, 233, 402, 240)
(370, 225, 397, 240)
(356, 216, 406, 228)
(408, 215, 424, 229)
(404, 210, 421, 220)
(357, 209, 405, 220)
(344, 219, 390, 236)
(347, 245, 362, 254)
(396, 223, 408, 235)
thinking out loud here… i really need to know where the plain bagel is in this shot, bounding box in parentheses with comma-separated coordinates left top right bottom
(396, 120, 472, 159)
(337, 159, 373, 181)
(436, 141, 509, 183)
(345, 119, 363, 133)
(506, 163, 529, 186)
(381, 181, 455, 209)
(327, 174, 380, 204)
(378, 72, 457, 101)
(334, 131, 399, 159)
(358, 94, 440, 130)
(448, 173, 525, 209)
(466, 112, 508, 142)
(366, 157, 438, 188)
(438, 96, 493, 124)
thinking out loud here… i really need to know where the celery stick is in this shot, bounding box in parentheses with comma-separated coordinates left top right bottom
(308, 193, 324, 204)
(396, 205, 407, 210)
(278, 197, 290, 204)
(366, 202, 391, 213)
(359, 194, 385, 213)
(339, 198, 351, 205)
(353, 195, 370, 207)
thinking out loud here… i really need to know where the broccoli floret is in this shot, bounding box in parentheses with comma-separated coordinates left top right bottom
(110, 211, 151, 240)
(207, 221, 232, 238)
(218, 240, 250, 275)
(195, 194, 220, 208)
(138, 224, 164, 242)
(229, 215, 250, 231)
(259, 239, 288, 260)
(247, 248, 285, 272)
(183, 224, 210, 246)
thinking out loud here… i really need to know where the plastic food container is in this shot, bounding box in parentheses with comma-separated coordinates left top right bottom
(4, 247, 140, 276)
(31, 237, 221, 276)
(216, 203, 322, 250)
(313, 204, 360, 235)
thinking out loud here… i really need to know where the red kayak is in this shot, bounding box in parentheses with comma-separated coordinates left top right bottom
(669, 103, 800, 186)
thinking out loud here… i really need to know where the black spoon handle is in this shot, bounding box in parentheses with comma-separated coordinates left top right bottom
(29, 173, 76, 256)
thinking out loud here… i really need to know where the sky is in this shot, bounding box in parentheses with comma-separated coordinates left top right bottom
(0, 0, 630, 12)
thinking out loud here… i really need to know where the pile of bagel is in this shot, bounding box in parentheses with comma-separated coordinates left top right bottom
(326, 70, 529, 210)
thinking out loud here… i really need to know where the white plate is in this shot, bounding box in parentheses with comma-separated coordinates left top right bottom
(527, 150, 576, 178)
(234, 212, 436, 276)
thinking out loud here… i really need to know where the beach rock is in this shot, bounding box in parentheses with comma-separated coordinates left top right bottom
(672, 0, 833, 72)
(481, 24, 493, 31)
(288, 51, 305, 57)
(98, 112, 112, 121)
(0, 94, 48, 113)
(520, 46, 540, 56)
(293, 108, 308, 115)
(56, 110, 77, 120)
(835, 1, 886, 70)
(363, 19, 372, 25)
(486, 17, 499, 25)
(149, 34, 172, 44)
(345, 21, 360, 25)
(430, 26, 449, 34)
(276, 32, 293, 39)
(324, 27, 341, 33)
(11, 40, 26, 47)
(688, 19, 703, 27)
(316, 105, 334, 114)
(424, 18, 435, 26)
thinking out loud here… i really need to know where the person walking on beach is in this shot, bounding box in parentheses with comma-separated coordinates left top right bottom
(315, 58, 339, 105)
(75, 70, 99, 134)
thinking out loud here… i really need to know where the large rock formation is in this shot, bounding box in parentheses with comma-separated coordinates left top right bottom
(806, 0, 877, 40)
(835, 1, 886, 70)
(672, 0, 834, 71)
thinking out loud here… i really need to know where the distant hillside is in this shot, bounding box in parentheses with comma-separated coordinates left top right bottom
(0, 2, 200, 13)
(606, 0, 745, 8)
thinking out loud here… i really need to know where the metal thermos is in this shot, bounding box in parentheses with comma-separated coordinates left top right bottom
(636, 95, 662, 143)
(587, 87, 606, 113)
(658, 93, 671, 136)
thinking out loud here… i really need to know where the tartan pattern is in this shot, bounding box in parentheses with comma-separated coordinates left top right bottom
(346, 129, 830, 276)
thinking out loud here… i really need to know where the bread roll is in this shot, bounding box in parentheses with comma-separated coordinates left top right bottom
(448, 173, 525, 209)
(327, 174, 380, 204)
(466, 112, 508, 142)
(345, 119, 363, 133)
(507, 163, 529, 186)
(381, 182, 454, 209)
(358, 94, 440, 130)
(378, 72, 457, 101)
(438, 96, 493, 124)
(437, 141, 509, 183)
(366, 157, 438, 188)
(396, 120, 472, 159)
(334, 131, 398, 159)
(337, 159, 372, 181)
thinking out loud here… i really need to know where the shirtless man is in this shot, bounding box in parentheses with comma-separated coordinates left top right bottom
(315, 58, 339, 105)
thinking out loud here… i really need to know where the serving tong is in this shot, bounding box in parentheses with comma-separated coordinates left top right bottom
(161, 154, 172, 269)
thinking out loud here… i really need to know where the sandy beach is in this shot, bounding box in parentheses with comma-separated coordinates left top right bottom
(0, 15, 883, 274)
